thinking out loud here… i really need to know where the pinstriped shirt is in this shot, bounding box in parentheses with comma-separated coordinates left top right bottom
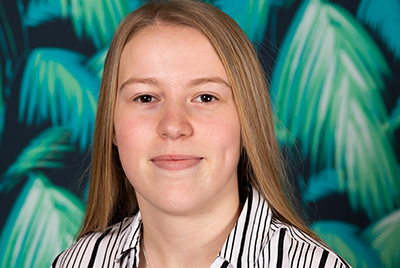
(51, 185, 350, 268)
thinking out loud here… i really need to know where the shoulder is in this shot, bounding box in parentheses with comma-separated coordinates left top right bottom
(262, 218, 351, 268)
(51, 216, 137, 268)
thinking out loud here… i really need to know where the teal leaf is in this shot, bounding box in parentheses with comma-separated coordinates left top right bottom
(25, 0, 64, 27)
(301, 169, 343, 202)
(362, 209, 400, 268)
(271, 0, 399, 220)
(25, 0, 143, 48)
(0, 1, 18, 59)
(312, 221, 383, 268)
(86, 47, 108, 80)
(386, 94, 400, 132)
(267, 0, 296, 8)
(357, 0, 400, 61)
(274, 116, 296, 145)
(67, 0, 132, 48)
(19, 48, 98, 151)
(0, 127, 74, 193)
(128, 0, 144, 10)
(212, 0, 270, 44)
(0, 172, 84, 268)
(0, 0, 19, 150)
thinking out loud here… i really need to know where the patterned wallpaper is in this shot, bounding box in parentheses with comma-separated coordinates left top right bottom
(0, 0, 399, 267)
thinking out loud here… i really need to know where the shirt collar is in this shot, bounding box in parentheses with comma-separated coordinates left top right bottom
(116, 185, 272, 268)
(115, 211, 142, 264)
(218, 185, 272, 267)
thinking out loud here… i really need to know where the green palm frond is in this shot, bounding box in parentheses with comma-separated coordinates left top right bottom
(362, 209, 400, 268)
(212, 0, 270, 44)
(0, 0, 20, 149)
(0, 127, 74, 193)
(0, 1, 18, 60)
(386, 95, 400, 132)
(25, 0, 64, 27)
(312, 221, 383, 268)
(271, 0, 399, 219)
(67, 0, 133, 48)
(0, 171, 84, 268)
(25, 0, 143, 48)
(86, 47, 108, 80)
(300, 169, 343, 202)
(267, 0, 296, 8)
(357, 0, 400, 62)
(19, 48, 98, 151)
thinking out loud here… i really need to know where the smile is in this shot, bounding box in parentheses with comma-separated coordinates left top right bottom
(151, 155, 204, 171)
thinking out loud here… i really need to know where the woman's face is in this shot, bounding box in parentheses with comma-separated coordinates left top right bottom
(114, 24, 241, 215)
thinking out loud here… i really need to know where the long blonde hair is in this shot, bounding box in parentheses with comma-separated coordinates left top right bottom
(79, 0, 316, 241)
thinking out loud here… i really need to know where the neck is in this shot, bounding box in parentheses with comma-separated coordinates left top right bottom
(137, 184, 242, 268)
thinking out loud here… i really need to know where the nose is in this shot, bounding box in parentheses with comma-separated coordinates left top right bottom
(157, 102, 193, 140)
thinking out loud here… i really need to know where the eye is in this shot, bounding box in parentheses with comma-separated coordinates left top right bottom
(193, 94, 217, 103)
(134, 95, 155, 103)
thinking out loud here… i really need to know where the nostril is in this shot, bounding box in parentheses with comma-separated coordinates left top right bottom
(157, 106, 194, 139)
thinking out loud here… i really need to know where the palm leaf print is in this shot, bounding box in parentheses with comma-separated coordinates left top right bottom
(300, 169, 342, 202)
(386, 90, 400, 132)
(25, 0, 143, 48)
(362, 209, 400, 268)
(313, 221, 383, 267)
(0, 127, 74, 193)
(25, 0, 65, 27)
(0, 0, 19, 148)
(0, 171, 84, 268)
(211, 0, 270, 44)
(86, 47, 108, 80)
(19, 48, 98, 151)
(270, 0, 296, 8)
(357, 0, 400, 62)
(271, 0, 399, 219)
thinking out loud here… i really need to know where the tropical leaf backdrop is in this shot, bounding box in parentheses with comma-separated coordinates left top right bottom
(0, 0, 399, 267)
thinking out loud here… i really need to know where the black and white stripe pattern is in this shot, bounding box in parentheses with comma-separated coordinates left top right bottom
(52, 186, 350, 267)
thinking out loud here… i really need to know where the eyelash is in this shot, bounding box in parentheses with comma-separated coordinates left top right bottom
(133, 95, 157, 103)
(133, 94, 218, 104)
(193, 94, 218, 103)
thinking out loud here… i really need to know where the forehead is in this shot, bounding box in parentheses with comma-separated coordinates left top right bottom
(121, 23, 215, 60)
(117, 24, 228, 87)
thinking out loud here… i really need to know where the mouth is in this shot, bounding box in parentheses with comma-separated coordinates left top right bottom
(150, 155, 204, 171)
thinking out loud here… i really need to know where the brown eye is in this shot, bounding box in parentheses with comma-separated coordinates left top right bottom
(135, 95, 154, 103)
(194, 94, 217, 103)
(201, 95, 213, 102)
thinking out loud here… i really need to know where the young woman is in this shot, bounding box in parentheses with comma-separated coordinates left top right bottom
(52, 1, 350, 267)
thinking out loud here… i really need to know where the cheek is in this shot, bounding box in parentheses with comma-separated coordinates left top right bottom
(114, 113, 153, 148)
(114, 114, 153, 178)
(200, 113, 241, 156)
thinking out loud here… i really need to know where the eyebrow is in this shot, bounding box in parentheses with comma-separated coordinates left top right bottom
(188, 77, 231, 89)
(119, 76, 231, 92)
(119, 77, 159, 91)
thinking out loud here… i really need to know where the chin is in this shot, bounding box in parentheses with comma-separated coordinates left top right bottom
(151, 188, 212, 216)
(160, 194, 201, 214)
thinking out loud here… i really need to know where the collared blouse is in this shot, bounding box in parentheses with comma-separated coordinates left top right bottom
(51, 186, 350, 268)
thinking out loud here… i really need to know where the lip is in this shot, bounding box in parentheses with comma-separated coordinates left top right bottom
(151, 155, 203, 171)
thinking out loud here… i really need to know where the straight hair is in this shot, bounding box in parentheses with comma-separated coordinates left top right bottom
(78, 0, 319, 242)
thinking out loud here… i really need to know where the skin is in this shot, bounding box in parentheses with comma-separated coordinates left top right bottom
(114, 24, 242, 268)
